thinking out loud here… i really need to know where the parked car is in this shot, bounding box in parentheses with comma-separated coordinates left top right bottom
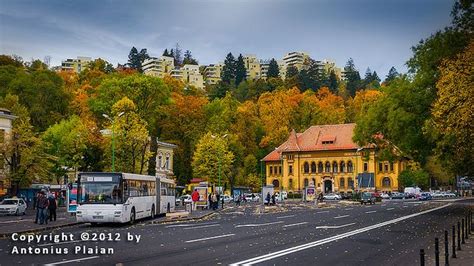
(380, 193, 390, 199)
(360, 192, 375, 205)
(323, 193, 342, 200)
(175, 195, 192, 206)
(390, 192, 405, 199)
(221, 194, 233, 203)
(444, 192, 456, 198)
(418, 192, 432, 201)
(0, 198, 27, 216)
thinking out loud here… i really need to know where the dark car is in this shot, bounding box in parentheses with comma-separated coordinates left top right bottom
(418, 192, 432, 201)
(360, 192, 375, 205)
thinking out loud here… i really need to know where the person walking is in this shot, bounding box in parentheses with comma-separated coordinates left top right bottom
(191, 189, 199, 211)
(271, 193, 276, 205)
(211, 193, 218, 210)
(34, 192, 41, 224)
(265, 192, 271, 206)
(48, 194, 57, 222)
(208, 192, 212, 210)
(37, 192, 49, 225)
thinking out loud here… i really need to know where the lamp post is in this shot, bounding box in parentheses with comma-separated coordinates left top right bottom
(211, 134, 228, 194)
(356, 147, 363, 191)
(103, 112, 124, 172)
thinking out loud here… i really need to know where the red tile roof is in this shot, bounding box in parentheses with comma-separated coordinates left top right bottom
(262, 123, 361, 161)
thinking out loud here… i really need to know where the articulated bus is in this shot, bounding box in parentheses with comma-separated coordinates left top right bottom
(76, 172, 175, 224)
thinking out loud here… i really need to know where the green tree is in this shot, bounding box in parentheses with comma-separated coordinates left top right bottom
(384, 67, 399, 85)
(183, 50, 198, 65)
(163, 49, 170, 57)
(267, 58, 279, 78)
(192, 132, 234, 185)
(221, 53, 236, 84)
(398, 169, 430, 190)
(127, 47, 149, 73)
(328, 70, 339, 93)
(235, 54, 246, 86)
(344, 58, 361, 96)
(285, 65, 299, 79)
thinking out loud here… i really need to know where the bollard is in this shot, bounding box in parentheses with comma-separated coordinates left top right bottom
(420, 249, 425, 266)
(435, 238, 440, 266)
(457, 221, 461, 251)
(452, 225, 457, 258)
(444, 230, 449, 265)
(461, 219, 465, 244)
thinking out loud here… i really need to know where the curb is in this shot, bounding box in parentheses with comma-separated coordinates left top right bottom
(0, 221, 81, 239)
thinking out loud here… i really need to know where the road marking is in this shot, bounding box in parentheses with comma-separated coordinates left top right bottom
(45, 256, 99, 265)
(334, 215, 349, 219)
(316, 211, 329, 214)
(386, 208, 395, 211)
(184, 224, 221, 230)
(230, 204, 451, 266)
(344, 208, 353, 210)
(235, 221, 283, 228)
(165, 222, 218, 228)
(283, 222, 308, 228)
(365, 211, 377, 214)
(185, 233, 235, 243)
(365, 205, 372, 208)
(38, 240, 83, 247)
(277, 215, 295, 219)
(403, 206, 409, 208)
(315, 223, 355, 229)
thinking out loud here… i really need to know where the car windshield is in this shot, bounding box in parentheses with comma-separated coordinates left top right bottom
(1, 200, 18, 205)
(80, 182, 123, 204)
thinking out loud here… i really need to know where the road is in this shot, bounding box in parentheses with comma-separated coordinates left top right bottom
(0, 198, 472, 265)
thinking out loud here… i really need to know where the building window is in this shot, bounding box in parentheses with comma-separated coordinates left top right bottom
(390, 162, 394, 172)
(347, 161, 353, 172)
(363, 162, 368, 172)
(311, 162, 316, 173)
(340, 161, 345, 172)
(289, 179, 293, 190)
(279, 166, 282, 175)
(304, 178, 309, 187)
(289, 165, 293, 175)
(378, 162, 383, 172)
(348, 178, 354, 189)
(339, 178, 345, 188)
(325, 161, 331, 172)
(332, 161, 338, 173)
(383, 177, 391, 187)
(304, 162, 309, 174)
(157, 153, 163, 170)
(270, 166, 273, 175)
(312, 178, 316, 186)
(384, 164, 388, 172)
(273, 179, 279, 188)
(318, 162, 323, 173)
(288, 154, 294, 160)
(165, 154, 170, 170)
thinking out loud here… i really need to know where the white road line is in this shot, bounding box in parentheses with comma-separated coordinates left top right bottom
(230, 204, 451, 266)
(403, 206, 409, 208)
(365, 205, 372, 208)
(344, 208, 353, 211)
(277, 215, 295, 219)
(365, 211, 377, 214)
(315, 223, 355, 229)
(165, 222, 218, 228)
(334, 215, 349, 219)
(387, 208, 395, 211)
(185, 233, 235, 243)
(183, 224, 221, 230)
(316, 211, 329, 214)
(283, 222, 308, 228)
(235, 221, 283, 228)
(37, 240, 83, 247)
(45, 256, 99, 265)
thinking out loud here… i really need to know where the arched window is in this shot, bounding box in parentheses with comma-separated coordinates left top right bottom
(340, 161, 345, 173)
(333, 161, 338, 173)
(383, 177, 391, 187)
(311, 162, 316, 173)
(325, 161, 331, 172)
(311, 178, 316, 186)
(339, 178, 345, 188)
(304, 178, 309, 187)
(348, 178, 354, 189)
(272, 179, 279, 188)
(289, 178, 293, 190)
(347, 161, 353, 172)
(157, 153, 163, 170)
(318, 162, 323, 173)
(304, 162, 309, 173)
(269, 166, 273, 175)
(165, 153, 170, 170)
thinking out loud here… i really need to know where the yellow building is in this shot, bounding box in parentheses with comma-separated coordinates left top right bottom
(142, 56, 175, 78)
(262, 124, 406, 194)
(243, 55, 261, 80)
(61, 56, 92, 73)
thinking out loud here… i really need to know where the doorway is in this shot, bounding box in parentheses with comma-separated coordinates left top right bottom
(324, 180, 332, 193)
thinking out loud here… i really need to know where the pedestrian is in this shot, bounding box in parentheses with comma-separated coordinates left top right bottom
(216, 194, 221, 209)
(37, 192, 49, 225)
(271, 193, 276, 205)
(265, 192, 271, 206)
(208, 192, 212, 209)
(191, 189, 199, 211)
(34, 192, 40, 223)
(211, 193, 218, 210)
(48, 194, 57, 222)
(243, 194, 247, 203)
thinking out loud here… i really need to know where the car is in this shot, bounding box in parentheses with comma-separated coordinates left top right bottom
(220, 195, 233, 203)
(244, 193, 260, 202)
(380, 193, 390, 199)
(444, 192, 456, 198)
(418, 192, 432, 201)
(432, 191, 444, 198)
(323, 193, 341, 200)
(390, 192, 405, 199)
(0, 198, 27, 216)
(360, 192, 375, 205)
(175, 195, 192, 206)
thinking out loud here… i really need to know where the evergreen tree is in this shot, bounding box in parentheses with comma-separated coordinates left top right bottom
(306, 58, 322, 89)
(328, 70, 339, 93)
(173, 43, 182, 66)
(344, 58, 361, 96)
(163, 49, 170, 57)
(183, 50, 198, 65)
(285, 65, 299, 79)
(267, 58, 279, 78)
(384, 66, 399, 85)
(235, 54, 247, 86)
(127, 47, 149, 73)
(372, 71, 380, 84)
(364, 67, 373, 84)
(221, 53, 236, 84)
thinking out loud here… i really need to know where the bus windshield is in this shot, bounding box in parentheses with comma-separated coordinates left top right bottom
(78, 174, 123, 204)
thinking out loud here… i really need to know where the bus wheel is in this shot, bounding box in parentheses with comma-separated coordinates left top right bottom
(167, 203, 170, 213)
(130, 208, 136, 224)
(151, 205, 155, 219)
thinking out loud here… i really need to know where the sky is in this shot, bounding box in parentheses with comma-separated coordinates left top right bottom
(0, 0, 454, 77)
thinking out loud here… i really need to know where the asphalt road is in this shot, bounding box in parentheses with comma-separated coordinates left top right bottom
(0, 198, 472, 266)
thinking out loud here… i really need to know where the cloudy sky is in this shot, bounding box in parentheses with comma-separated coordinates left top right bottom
(0, 0, 453, 77)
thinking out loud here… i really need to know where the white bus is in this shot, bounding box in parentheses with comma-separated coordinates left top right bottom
(76, 172, 175, 224)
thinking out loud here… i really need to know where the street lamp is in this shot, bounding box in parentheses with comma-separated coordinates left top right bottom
(103, 112, 124, 172)
(211, 134, 228, 194)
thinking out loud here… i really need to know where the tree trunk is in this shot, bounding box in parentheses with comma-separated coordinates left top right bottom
(147, 136, 157, 176)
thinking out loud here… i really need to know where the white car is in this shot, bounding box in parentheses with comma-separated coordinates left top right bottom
(0, 198, 27, 216)
(221, 195, 233, 203)
(380, 193, 390, 199)
(175, 195, 192, 206)
(323, 193, 342, 200)
(244, 193, 260, 202)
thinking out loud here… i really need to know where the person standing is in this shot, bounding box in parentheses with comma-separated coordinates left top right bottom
(34, 192, 41, 224)
(211, 193, 217, 210)
(265, 192, 271, 206)
(191, 189, 199, 211)
(271, 193, 276, 205)
(48, 194, 57, 222)
(38, 192, 49, 225)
